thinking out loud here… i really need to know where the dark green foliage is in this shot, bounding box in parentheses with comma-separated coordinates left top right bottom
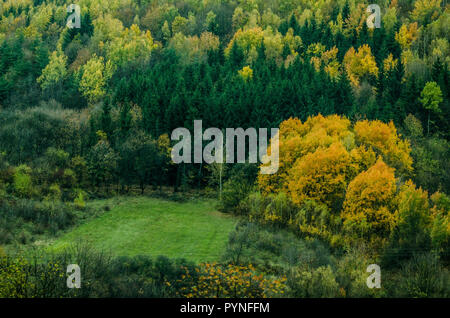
(1, 244, 198, 298)
(0, 199, 78, 244)
(0, 0, 448, 299)
(218, 164, 258, 215)
(386, 252, 450, 297)
(223, 222, 333, 272)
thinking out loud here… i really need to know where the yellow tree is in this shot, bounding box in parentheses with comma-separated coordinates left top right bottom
(258, 115, 414, 247)
(309, 44, 340, 79)
(258, 115, 352, 196)
(78, 54, 113, 104)
(342, 159, 398, 246)
(238, 65, 253, 81)
(343, 45, 379, 86)
(287, 142, 355, 209)
(106, 24, 157, 68)
(395, 23, 419, 50)
(411, 0, 442, 24)
(172, 16, 188, 35)
(354, 120, 412, 176)
(225, 27, 264, 63)
(37, 50, 67, 90)
(169, 31, 219, 65)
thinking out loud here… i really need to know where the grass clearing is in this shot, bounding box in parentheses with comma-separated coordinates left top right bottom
(49, 196, 237, 263)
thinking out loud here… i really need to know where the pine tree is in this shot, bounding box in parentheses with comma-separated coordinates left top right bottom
(228, 40, 244, 70)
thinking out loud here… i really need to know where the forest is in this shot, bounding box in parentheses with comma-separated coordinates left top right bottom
(0, 0, 449, 298)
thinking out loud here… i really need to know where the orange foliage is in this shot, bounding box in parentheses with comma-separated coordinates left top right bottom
(288, 142, 355, 208)
(258, 115, 352, 196)
(343, 45, 379, 86)
(341, 159, 398, 243)
(177, 263, 286, 298)
(257, 115, 415, 245)
(354, 120, 412, 175)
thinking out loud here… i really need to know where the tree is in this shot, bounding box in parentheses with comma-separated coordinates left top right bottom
(258, 115, 414, 246)
(238, 65, 253, 81)
(287, 142, 354, 211)
(205, 11, 218, 34)
(87, 131, 119, 192)
(342, 159, 398, 247)
(79, 55, 113, 104)
(172, 16, 188, 35)
(419, 81, 443, 135)
(100, 99, 113, 137)
(343, 45, 379, 86)
(106, 24, 157, 68)
(118, 130, 159, 194)
(384, 180, 433, 265)
(37, 50, 67, 91)
(354, 120, 413, 176)
(395, 23, 418, 50)
(411, 0, 442, 25)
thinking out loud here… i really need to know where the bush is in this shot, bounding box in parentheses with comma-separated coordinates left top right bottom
(334, 247, 378, 297)
(288, 266, 341, 298)
(219, 178, 253, 214)
(45, 183, 62, 201)
(13, 165, 33, 198)
(218, 164, 258, 215)
(223, 222, 333, 273)
(389, 252, 450, 297)
(3, 244, 199, 298)
(0, 256, 34, 298)
(178, 263, 287, 298)
(73, 190, 86, 210)
(0, 199, 78, 244)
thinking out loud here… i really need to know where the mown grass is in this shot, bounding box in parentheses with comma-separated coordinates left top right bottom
(49, 196, 237, 263)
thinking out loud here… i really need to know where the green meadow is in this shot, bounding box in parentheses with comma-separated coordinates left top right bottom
(49, 197, 236, 263)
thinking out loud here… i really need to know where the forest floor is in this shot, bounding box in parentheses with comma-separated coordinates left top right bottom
(47, 196, 236, 263)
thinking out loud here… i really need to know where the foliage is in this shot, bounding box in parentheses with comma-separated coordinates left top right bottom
(78, 55, 113, 104)
(343, 45, 378, 86)
(342, 160, 398, 247)
(13, 164, 33, 198)
(0, 0, 448, 299)
(177, 262, 287, 298)
(37, 50, 67, 91)
(420, 81, 443, 114)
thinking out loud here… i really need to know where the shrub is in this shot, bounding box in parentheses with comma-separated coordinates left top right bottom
(178, 263, 287, 298)
(288, 266, 341, 298)
(390, 252, 450, 297)
(334, 247, 379, 297)
(219, 178, 253, 214)
(0, 199, 77, 244)
(0, 256, 34, 298)
(13, 165, 33, 198)
(46, 183, 62, 201)
(73, 190, 86, 210)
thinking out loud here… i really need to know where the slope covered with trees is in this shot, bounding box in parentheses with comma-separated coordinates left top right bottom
(0, 0, 449, 298)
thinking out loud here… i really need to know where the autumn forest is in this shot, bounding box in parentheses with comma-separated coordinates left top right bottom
(0, 0, 449, 299)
